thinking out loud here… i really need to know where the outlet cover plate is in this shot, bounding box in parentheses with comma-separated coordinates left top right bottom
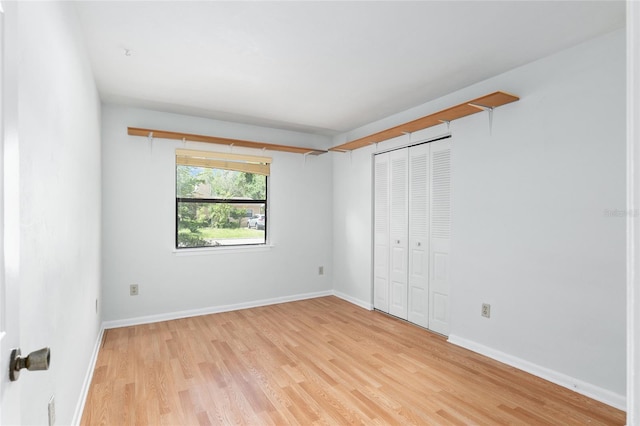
(481, 303, 491, 318)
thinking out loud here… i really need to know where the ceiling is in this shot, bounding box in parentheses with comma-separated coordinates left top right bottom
(74, 1, 625, 136)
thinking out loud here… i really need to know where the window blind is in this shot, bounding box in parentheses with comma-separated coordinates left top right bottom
(175, 149, 271, 176)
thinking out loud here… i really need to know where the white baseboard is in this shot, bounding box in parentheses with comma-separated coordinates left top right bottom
(447, 334, 626, 411)
(333, 290, 373, 311)
(102, 290, 334, 329)
(72, 325, 105, 426)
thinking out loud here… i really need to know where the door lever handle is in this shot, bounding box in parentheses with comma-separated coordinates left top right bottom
(9, 347, 51, 382)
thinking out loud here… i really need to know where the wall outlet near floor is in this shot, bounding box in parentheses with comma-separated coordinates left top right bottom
(48, 395, 55, 426)
(318, 266, 324, 275)
(481, 303, 491, 318)
(130, 284, 139, 296)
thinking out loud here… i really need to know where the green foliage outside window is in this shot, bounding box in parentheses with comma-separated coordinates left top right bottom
(176, 165, 266, 248)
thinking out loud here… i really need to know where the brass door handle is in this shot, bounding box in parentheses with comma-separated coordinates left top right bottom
(9, 347, 50, 382)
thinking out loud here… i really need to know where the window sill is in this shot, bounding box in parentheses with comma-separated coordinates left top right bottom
(172, 244, 274, 256)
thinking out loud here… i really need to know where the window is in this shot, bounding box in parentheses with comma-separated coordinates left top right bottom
(175, 149, 270, 248)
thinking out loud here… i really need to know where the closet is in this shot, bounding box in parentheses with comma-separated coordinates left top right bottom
(373, 138, 451, 336)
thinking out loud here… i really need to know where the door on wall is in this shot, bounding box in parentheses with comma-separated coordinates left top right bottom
(428, 139, 452, 335)
(407, 144, 429, 328)
(388, 149, 408, 319)
(1, 2, 22, 424)
(373, 154, 390, 313)
(373, 149, 410, 319)
(373, 138, 451, 335)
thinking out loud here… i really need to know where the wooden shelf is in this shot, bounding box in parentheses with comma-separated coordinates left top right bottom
(128, 127, 327, 156)
(128, 91, 518, 155)
(329, 91, 519, 152)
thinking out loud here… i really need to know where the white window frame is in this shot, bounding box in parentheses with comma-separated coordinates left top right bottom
(174, 149, 271, 250)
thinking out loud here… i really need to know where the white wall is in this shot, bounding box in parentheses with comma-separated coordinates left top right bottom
(13, 2, 102, 425)
(332, 144, 376, 308)
(332, 29, 626, 405)
(101, 105, 333, 322)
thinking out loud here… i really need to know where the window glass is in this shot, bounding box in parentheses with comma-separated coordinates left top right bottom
(176, 165, 267, 248)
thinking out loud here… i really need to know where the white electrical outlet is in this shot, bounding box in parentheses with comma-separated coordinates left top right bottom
(48, 395, 56, 426)
(318, 266, 324, 275)
(481, 303, 491, 318)
(130, 284, 139, 296)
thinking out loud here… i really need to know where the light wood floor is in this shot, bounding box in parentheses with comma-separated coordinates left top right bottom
(81, 296, 625, 425)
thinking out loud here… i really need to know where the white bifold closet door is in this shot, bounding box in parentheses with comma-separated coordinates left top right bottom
(373, 154, 390, 313)
(388, 149, 409, 319)
(373, 139, 451, 335)
(428, 139, 451, 335)
(407, 144, 429, 327)
(373, 149, 409, 318)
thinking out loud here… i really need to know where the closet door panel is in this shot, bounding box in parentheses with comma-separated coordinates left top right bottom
(373, 153, 390, 313)
(388, 149, 408, 319)
(408, 144, 429, 328)
(429, 139, 452, 336)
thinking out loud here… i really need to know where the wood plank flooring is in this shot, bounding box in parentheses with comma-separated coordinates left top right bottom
(81, 296, 625, 425)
